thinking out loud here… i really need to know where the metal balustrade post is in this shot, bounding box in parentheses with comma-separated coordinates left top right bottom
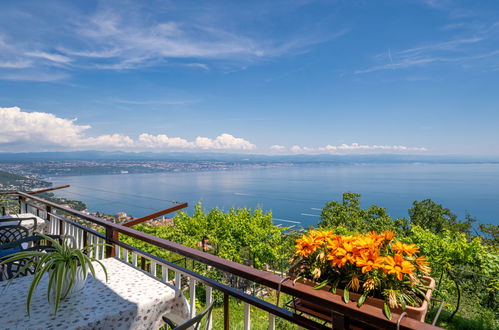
(174, 272, 181, 290)
(46, 205, 52, 232)
(18, 195, 25, 213)
(58, 217, 64, 236)
(224, 293, 230, 330)
(244, 303, 251, 330)
(268, 314, 275, 330)
(206, 286, 213, 330)
(83, 230, 89, 255)
(189, 277, 196, 318)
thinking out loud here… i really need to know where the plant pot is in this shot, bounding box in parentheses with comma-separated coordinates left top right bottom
(288, 262, 435, 323)
(49, 266, 88, 301)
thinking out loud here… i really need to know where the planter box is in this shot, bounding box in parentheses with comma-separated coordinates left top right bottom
(290, 276, 435, 323)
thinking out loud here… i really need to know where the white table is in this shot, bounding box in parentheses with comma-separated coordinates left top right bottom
(0, 213, 48, 235)
(0, 258, 190, 330)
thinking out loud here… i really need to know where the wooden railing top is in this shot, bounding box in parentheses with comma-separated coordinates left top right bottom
(123, 202, 188, 227)
(17, 191, 441, 330)
(0, 185, 70, 195)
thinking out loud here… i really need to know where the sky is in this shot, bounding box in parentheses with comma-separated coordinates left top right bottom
(0, 0, 498, 155)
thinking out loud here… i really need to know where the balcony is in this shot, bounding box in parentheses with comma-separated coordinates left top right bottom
(1, 191, 442, 330)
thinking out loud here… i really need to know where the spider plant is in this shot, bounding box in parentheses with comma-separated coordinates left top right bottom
(0, 233, 108, 314)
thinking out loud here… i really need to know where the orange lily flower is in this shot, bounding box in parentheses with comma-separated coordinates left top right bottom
(356, 250, 385, 273)
(391, 241, 419, 256)
(384, 254, 415, 280)
(330, 242, 358, 267)
(415, 255, 431, 275)
(295, 235, 322, 257)
(382, 230, 395, 242)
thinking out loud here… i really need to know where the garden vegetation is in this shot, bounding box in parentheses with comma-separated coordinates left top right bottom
(117, 193, 498, 329)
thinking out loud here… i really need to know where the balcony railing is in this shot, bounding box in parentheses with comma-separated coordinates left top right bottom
(12, 191, 441, 330)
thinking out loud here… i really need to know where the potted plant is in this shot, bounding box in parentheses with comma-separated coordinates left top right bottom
(0, 234, 108, 314)
(290, 229, 434, 321)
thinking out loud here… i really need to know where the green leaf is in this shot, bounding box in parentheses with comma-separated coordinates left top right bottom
(343, 286, 350, 303)
(400, 298, 406, 311)
(93, 259, 108, 282)
(46, 264, 58, 303)
(357, 292, 368, 307)
(27, 260, 53, 315)
(330, 278, 340, 294)
(383, 302, 392, 320)
(53, 262, 67, 314)
(313, 279, 329, 290)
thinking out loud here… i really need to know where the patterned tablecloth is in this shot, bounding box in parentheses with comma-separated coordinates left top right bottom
(0, 213, 49, 235)
(0, 258, 190, 330)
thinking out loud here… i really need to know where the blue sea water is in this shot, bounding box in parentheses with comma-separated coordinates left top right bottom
(49, 163, 499, 227)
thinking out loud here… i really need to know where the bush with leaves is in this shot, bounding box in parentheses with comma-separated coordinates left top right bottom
(319, 192, 408, 234)
(408, 226, 498, 324)
(119, 204, 296, 305)
(408, 199, 475, 235)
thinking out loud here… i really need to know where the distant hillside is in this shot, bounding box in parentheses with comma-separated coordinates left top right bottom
(0, 170, 86, 211)
(0, 150, 498, 163)
(0, 170, 50, 191)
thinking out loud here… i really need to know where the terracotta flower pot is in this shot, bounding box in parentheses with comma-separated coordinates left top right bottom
(291, 276, 435, 322)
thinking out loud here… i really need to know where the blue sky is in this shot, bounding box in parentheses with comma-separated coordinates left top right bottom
(0, 0, 498, 155)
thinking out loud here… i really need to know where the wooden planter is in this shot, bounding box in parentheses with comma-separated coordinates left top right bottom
(290, 275, 435, 323)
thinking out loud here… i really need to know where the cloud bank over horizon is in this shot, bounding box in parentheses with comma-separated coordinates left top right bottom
(0, 106, 255, 152)
(0, 106, 427, 154)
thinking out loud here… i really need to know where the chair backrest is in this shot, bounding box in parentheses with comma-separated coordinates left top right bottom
(0, 234, 72, 250)
(0, 245, 56, 281)
(0, 216, 38, 232)
(0, 225, 29, 244)
(166, 303, 214, 330)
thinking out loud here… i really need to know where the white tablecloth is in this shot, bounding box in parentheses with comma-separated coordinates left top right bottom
(0, 213, 48, 235)
(0, 258, 190, 329)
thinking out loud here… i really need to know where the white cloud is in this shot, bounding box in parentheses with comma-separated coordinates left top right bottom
(290, 143, 427, 154)
(0, 71, 70, 82)
(0, 106, 89, 145)
(355, 26, 499, 74)
(25, 51, 72, 64)
(77, 134, 135, 148)
(0, 3, 346, 80)
(0, 106, 255, 152)
(138, 133, 193, 149)
(65, 12, 266, 68)
(270, 145, 286, 151)
(194, 133, 256, 150)
(0, 107, 426, 154)
(0, 60, 32, 69)
(184, 63, 210, 71)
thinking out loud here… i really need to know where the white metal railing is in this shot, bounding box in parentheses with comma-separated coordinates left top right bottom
(18, 198, 285, 330)
(43, 211, 213, 329)
(18, 197, 298, 330)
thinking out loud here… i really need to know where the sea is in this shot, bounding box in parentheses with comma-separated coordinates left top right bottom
(49, 163, 499, 228)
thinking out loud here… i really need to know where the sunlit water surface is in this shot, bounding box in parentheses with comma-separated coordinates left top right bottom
(50, 163, 499, 227)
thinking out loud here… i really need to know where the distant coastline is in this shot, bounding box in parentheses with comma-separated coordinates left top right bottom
(1, 151, 498, 179)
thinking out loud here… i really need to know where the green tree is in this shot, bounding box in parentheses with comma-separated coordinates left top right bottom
(318, 192, 404, 233)
(122, 204, 293, 271)
(408, 199, 474, 234)
(479, 223, 499, 250)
